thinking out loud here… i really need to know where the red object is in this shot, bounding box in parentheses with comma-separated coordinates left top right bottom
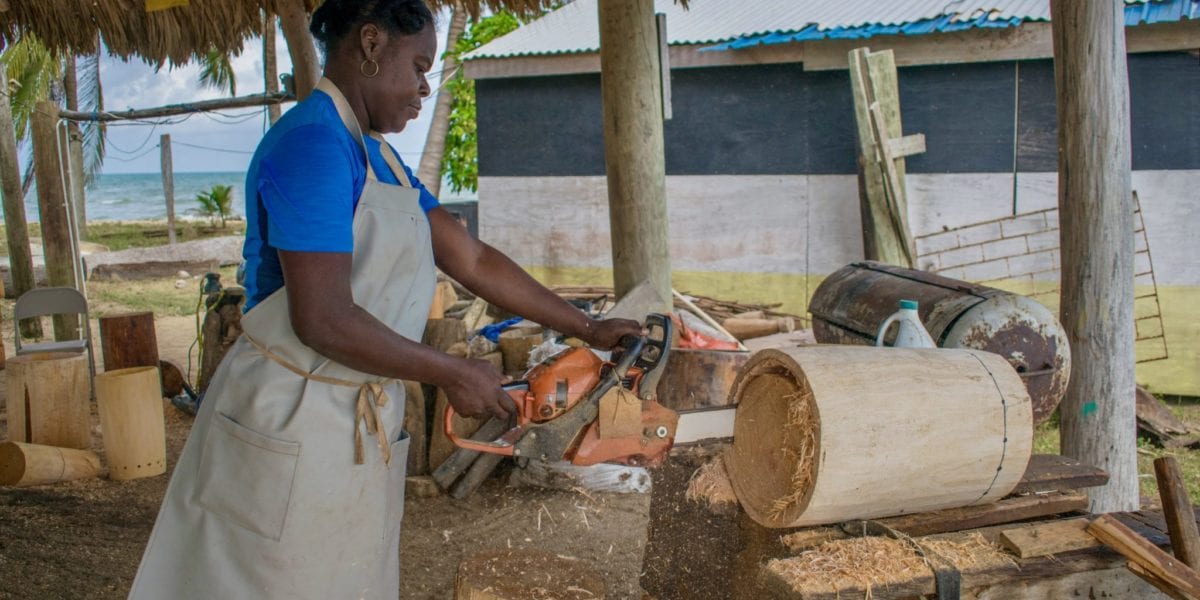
(672, 314, 741, 351)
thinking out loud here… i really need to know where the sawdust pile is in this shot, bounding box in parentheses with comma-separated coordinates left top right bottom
(766, 389, 818, 523)
(684, 455, 738, 507)
(764, 533, 1013, 596)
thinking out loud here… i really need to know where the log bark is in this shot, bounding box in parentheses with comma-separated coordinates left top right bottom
(278, 0, 320, 101)
(655, 349, 748, 411)
(455, 550, 605, 600)
(95, 366, 166, 481)
(725, 346, 1032, 528)
(599, 0, 671, 305)
(99, 312, 159, 372)
(0, 441, 101, 487)
(5, 352, 91, 449)
(0, 62, 38, 340)
(1051, 0, 1138, 513)
(416, 7, 468, 197)
(32, 101, 81, 339)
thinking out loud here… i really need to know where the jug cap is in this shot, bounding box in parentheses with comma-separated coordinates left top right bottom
(900, 299, 919, 310)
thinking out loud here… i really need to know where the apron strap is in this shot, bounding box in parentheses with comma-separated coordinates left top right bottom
(368, 131, 414, 188)
(243, 332, 394, 465)
(315, 78, 379, 182)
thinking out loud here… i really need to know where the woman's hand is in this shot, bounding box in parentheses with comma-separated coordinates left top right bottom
(580, 317, 646, 350)
(443, 358, 517, 421)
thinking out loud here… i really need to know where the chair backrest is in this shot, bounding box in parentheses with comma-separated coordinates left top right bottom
(14, 287, 89, 321)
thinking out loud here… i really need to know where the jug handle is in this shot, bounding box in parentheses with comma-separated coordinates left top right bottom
(875, 314, 901, 347)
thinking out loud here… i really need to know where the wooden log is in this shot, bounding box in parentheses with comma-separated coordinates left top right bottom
(403, 381, 428, 476)
(449, 451, 504, 500)
(1052, 0, 1137, 514)
(428, 389, 485, 471)
(98, 312, 159, 372)
(0, 62, 39, 340)
(1156, 456, 1200, 569)
(0, 441, 101, 487)
(498, 328, 541, 373)
(725, 346, 1032, 528)
(599, 0, 671, 303)
(454, 549, 605, 599)
(32, 101, 80, 339)
(432, 417, 510, 491)
(160, 134, 176, 245)
(6, 352, 91, 449)
(198, 289, 244, 393)
(655, 349, 749, 411)
(1088, 513, 1200, 599)
(721, 317, 793, 341)
(423, 318, 467, 353)
(95, 366, 166, 481)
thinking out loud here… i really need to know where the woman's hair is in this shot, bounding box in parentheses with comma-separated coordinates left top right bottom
(310, 0, 435, 56)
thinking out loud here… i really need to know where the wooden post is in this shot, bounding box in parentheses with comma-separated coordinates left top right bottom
(263, 11, 282, 125)
(160, 133, 176, 244)
(31, 101, 80, 340)
(99, 312, 160, 372)
(0, 63, 40, 338)
(1051, 0, 1138, 513)
(278, 0, 321, 101)
(416, 7, 468, 196)
(1153, 457, 1200, 569)
(6, 353, 92, 450)
(599, 0, 671, 308)
(63, 53, 87, 240)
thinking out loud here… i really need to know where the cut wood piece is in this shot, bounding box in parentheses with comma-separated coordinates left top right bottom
(655, 349, 748, 411)
(999, 518, 1097, 558)
(1139, 385, 1193, 446)
(1155, 456, 1200, 569)
(95, 366, 166, 481)
(459, 297, 490, 333)
(428, 389, 485, 472)
(498, 328, 541, 373)
(99, 311, 158, 372)
(423, 318, 468, 353)
(1014, 453, 1110, 494)
(726, 346, 1032, 528)
(0, 441, 101, 486)
(454, 549, 605, 599)
(1128, 561, 1192, 600)
(402, 381, 428, 476)
(887, 133, 926, 157)
(6, 352, 91, 449)
(427, 280, 458, 320)
(1087, 513, 1200, 599)
(721, 317, 793, 341)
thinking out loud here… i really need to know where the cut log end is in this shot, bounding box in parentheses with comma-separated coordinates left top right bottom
(454, 549, 605, 600)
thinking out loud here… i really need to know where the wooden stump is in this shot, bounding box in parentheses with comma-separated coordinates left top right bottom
(455, 549, 605, 599)
(198, 288, 244, 393)
(95, 366, 166, 481)
(655, 349, 749, 411)
(98, 311, 159, 372)
(5, 352, 91, 449)
(0, 441, 101, 486)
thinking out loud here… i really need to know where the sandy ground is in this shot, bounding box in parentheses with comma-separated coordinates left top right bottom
(0, 314, 650, 599)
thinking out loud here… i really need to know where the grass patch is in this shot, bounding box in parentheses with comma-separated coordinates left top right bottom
(0, 220, 245, 253)
(87, 265, 239, 318)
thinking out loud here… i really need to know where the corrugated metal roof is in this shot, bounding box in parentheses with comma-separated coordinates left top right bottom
(464, 0, 1196, 60)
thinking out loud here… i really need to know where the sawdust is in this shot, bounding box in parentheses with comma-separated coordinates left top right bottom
(767, 389, 817, 523)
(684, 455, 738, 507)
(455, 549, 605, 599)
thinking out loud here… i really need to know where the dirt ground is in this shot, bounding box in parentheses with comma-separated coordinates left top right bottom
(0, 314, 651, 599)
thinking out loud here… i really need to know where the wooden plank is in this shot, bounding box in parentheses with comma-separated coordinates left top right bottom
(1013, 453, 1109, 494)
(887, 133, 925, 158)
(1088, 514, 1200, 599)
(999, 518, 1097, 558)
(1156, 456, 1200, 569)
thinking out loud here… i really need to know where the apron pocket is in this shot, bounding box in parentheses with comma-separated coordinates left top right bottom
(196, 413, 301, 542)
(385, 432, 410, 538)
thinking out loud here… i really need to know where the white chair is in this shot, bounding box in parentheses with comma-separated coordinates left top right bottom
(13, 287, 96, 378)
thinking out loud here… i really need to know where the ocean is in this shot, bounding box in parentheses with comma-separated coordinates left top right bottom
(23, 171, 477, 223)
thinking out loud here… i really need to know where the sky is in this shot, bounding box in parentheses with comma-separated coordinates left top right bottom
(95, 10, 455, 176)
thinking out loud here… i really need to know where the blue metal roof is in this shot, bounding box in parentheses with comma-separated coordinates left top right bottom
(706, 0, 1198, 52)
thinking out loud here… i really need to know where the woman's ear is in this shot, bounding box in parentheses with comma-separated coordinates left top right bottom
(358, 22, 387, 60)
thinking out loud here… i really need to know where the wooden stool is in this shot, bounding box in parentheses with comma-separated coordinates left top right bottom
(5, 352, 91, 449)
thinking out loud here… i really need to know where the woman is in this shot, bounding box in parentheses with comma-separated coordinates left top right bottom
(129, 1, 641, 597)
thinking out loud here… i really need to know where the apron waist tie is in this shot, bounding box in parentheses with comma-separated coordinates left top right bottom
(243, 333, 393, 465)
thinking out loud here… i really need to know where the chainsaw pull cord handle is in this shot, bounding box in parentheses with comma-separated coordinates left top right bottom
(443, 381, 529, 456)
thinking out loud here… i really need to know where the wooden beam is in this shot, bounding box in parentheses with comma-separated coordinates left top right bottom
(1052, 0, 1138, 513)
(278, 0, 321, 101)
(1088, 513, 1200, 599)
(31, 101, 80, 339)
(58, 92, 293, 122)
(599, 0, 671, 305)
(1156, 456, 1200, 569)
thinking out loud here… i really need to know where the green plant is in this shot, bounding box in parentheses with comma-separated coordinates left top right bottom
(193, 184, 235, 227)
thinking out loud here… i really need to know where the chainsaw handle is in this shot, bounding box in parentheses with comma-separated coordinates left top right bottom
(443, 383, 527, 456)
(612, 313, 671, 379)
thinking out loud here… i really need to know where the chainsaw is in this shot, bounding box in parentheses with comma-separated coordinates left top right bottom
(445, 313, 679, 467)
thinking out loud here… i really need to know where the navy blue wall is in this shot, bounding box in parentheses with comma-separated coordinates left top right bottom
(475, 51, 1200, 177)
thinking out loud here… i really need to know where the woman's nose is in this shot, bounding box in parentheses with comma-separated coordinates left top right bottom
(419, 76, 431, 98)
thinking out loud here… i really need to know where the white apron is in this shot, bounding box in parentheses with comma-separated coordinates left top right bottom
(130, 78, 436, 600)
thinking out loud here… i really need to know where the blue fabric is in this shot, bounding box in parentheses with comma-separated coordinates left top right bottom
(241, 90, 440, 311)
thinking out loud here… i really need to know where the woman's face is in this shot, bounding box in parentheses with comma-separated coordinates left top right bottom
(362, 23, 437, 134)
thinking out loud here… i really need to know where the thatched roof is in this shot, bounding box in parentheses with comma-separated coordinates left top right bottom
(0, 0, 564, 66)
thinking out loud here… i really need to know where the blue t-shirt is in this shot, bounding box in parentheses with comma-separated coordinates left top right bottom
(241, 90, 439, 311)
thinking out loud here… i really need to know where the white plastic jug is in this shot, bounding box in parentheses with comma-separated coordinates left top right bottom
(875, 299, 936, 349)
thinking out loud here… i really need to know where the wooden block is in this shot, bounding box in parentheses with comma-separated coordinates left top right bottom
(99, 311, 159, 372)
(598, 387, 642, 439)
(498, 328, 540, 373)
(999, 518, 1097, 558)
(887, 133, 926, 158)
(1013, 454, 1110, 494)
(402, 381, 428, 476)
(422, 318, 467, 353)
(1087, 513, 1200, 599)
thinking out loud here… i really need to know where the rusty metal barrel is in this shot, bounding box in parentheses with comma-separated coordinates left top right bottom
(808, 261, 1070, 424)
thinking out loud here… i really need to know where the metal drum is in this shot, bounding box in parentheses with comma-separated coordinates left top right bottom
(808, 261, 1071, 425)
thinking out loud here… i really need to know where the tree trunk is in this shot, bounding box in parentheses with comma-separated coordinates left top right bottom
(31, 101, 81, 339)
(1051, 0, 1137, 514)
(599, 0, 671, 307)
(264, 11, 281, 125)
(0, 63, 40, 339)
(416, 7, 468, 196)
(99, 312, 160, 372)
(62, 54, 87, 240)
(278, 0, 321, 101)
(160, 133, 176, 244)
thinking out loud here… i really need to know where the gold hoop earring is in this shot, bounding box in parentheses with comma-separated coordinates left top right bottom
(360, 59, 380, 78)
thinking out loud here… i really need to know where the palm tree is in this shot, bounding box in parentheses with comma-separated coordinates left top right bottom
(194, 184, 234, 228)
(197, 47, 236, 96)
